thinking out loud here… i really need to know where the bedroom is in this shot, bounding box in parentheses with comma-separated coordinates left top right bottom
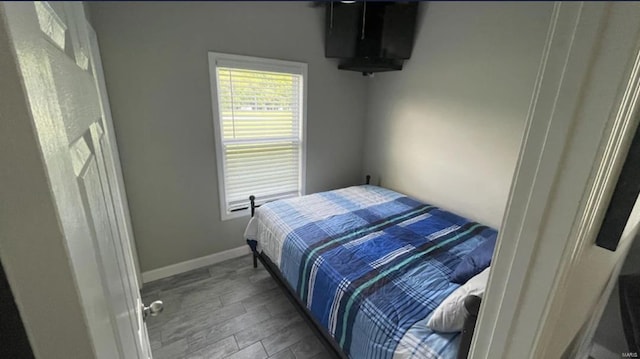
(1, 2, 640, 359)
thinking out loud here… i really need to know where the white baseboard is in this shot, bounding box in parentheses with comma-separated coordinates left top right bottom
(590, 342, 619, 359)
(141, 245, 251, 283)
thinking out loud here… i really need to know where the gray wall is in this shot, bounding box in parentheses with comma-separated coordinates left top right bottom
(90, 2, 367, 272)
(91, 2, 555, 272)
(363, 2, 553, 229)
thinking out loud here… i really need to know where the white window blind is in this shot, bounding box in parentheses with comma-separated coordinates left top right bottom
(209, 53, 306, 218)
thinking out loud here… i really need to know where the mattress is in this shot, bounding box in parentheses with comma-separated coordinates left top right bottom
(244, 185, 497, 359)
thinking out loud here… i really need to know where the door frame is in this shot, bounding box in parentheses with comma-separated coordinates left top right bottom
(472, 2, 640, 358)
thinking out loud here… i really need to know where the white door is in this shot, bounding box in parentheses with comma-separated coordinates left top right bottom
(2, 2, 154, 358)
(84, 20, 155, 359)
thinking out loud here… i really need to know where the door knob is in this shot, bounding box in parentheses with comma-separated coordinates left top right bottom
(142, 300, 163, 320)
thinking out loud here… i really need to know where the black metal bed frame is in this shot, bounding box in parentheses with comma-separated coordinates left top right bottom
(245, 176, 480, 359)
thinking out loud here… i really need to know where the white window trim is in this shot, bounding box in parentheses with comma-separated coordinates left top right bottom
(208, 52, 307, 221)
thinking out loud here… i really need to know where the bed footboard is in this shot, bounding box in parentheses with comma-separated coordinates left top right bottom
(457, 295, 482, 359)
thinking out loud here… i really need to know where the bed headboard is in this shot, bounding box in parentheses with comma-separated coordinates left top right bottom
(249, 195, 256, 217)
(249, 175, 372, 218)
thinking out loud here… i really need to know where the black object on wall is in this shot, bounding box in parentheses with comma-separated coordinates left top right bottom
(595, 120, 640, 251)
(325, 1, 419, 75)
(0, 261, 35, 359)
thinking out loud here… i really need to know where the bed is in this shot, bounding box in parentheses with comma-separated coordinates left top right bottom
(244, 182, 496, 359)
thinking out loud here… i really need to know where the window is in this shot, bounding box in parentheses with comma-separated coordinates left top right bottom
(208, 53, 307, 220)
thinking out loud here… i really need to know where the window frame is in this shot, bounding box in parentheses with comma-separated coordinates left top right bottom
(208, 52, 307, 220)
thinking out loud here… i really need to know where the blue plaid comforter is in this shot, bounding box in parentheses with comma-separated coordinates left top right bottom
(244, 185, 497, 359)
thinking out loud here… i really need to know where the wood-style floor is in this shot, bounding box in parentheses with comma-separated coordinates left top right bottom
(142, 255, 334, 359)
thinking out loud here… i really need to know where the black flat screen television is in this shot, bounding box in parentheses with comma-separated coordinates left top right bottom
(325, 1, 419, 72)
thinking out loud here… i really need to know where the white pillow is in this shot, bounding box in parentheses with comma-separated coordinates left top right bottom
(427, 267, 491, 333)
